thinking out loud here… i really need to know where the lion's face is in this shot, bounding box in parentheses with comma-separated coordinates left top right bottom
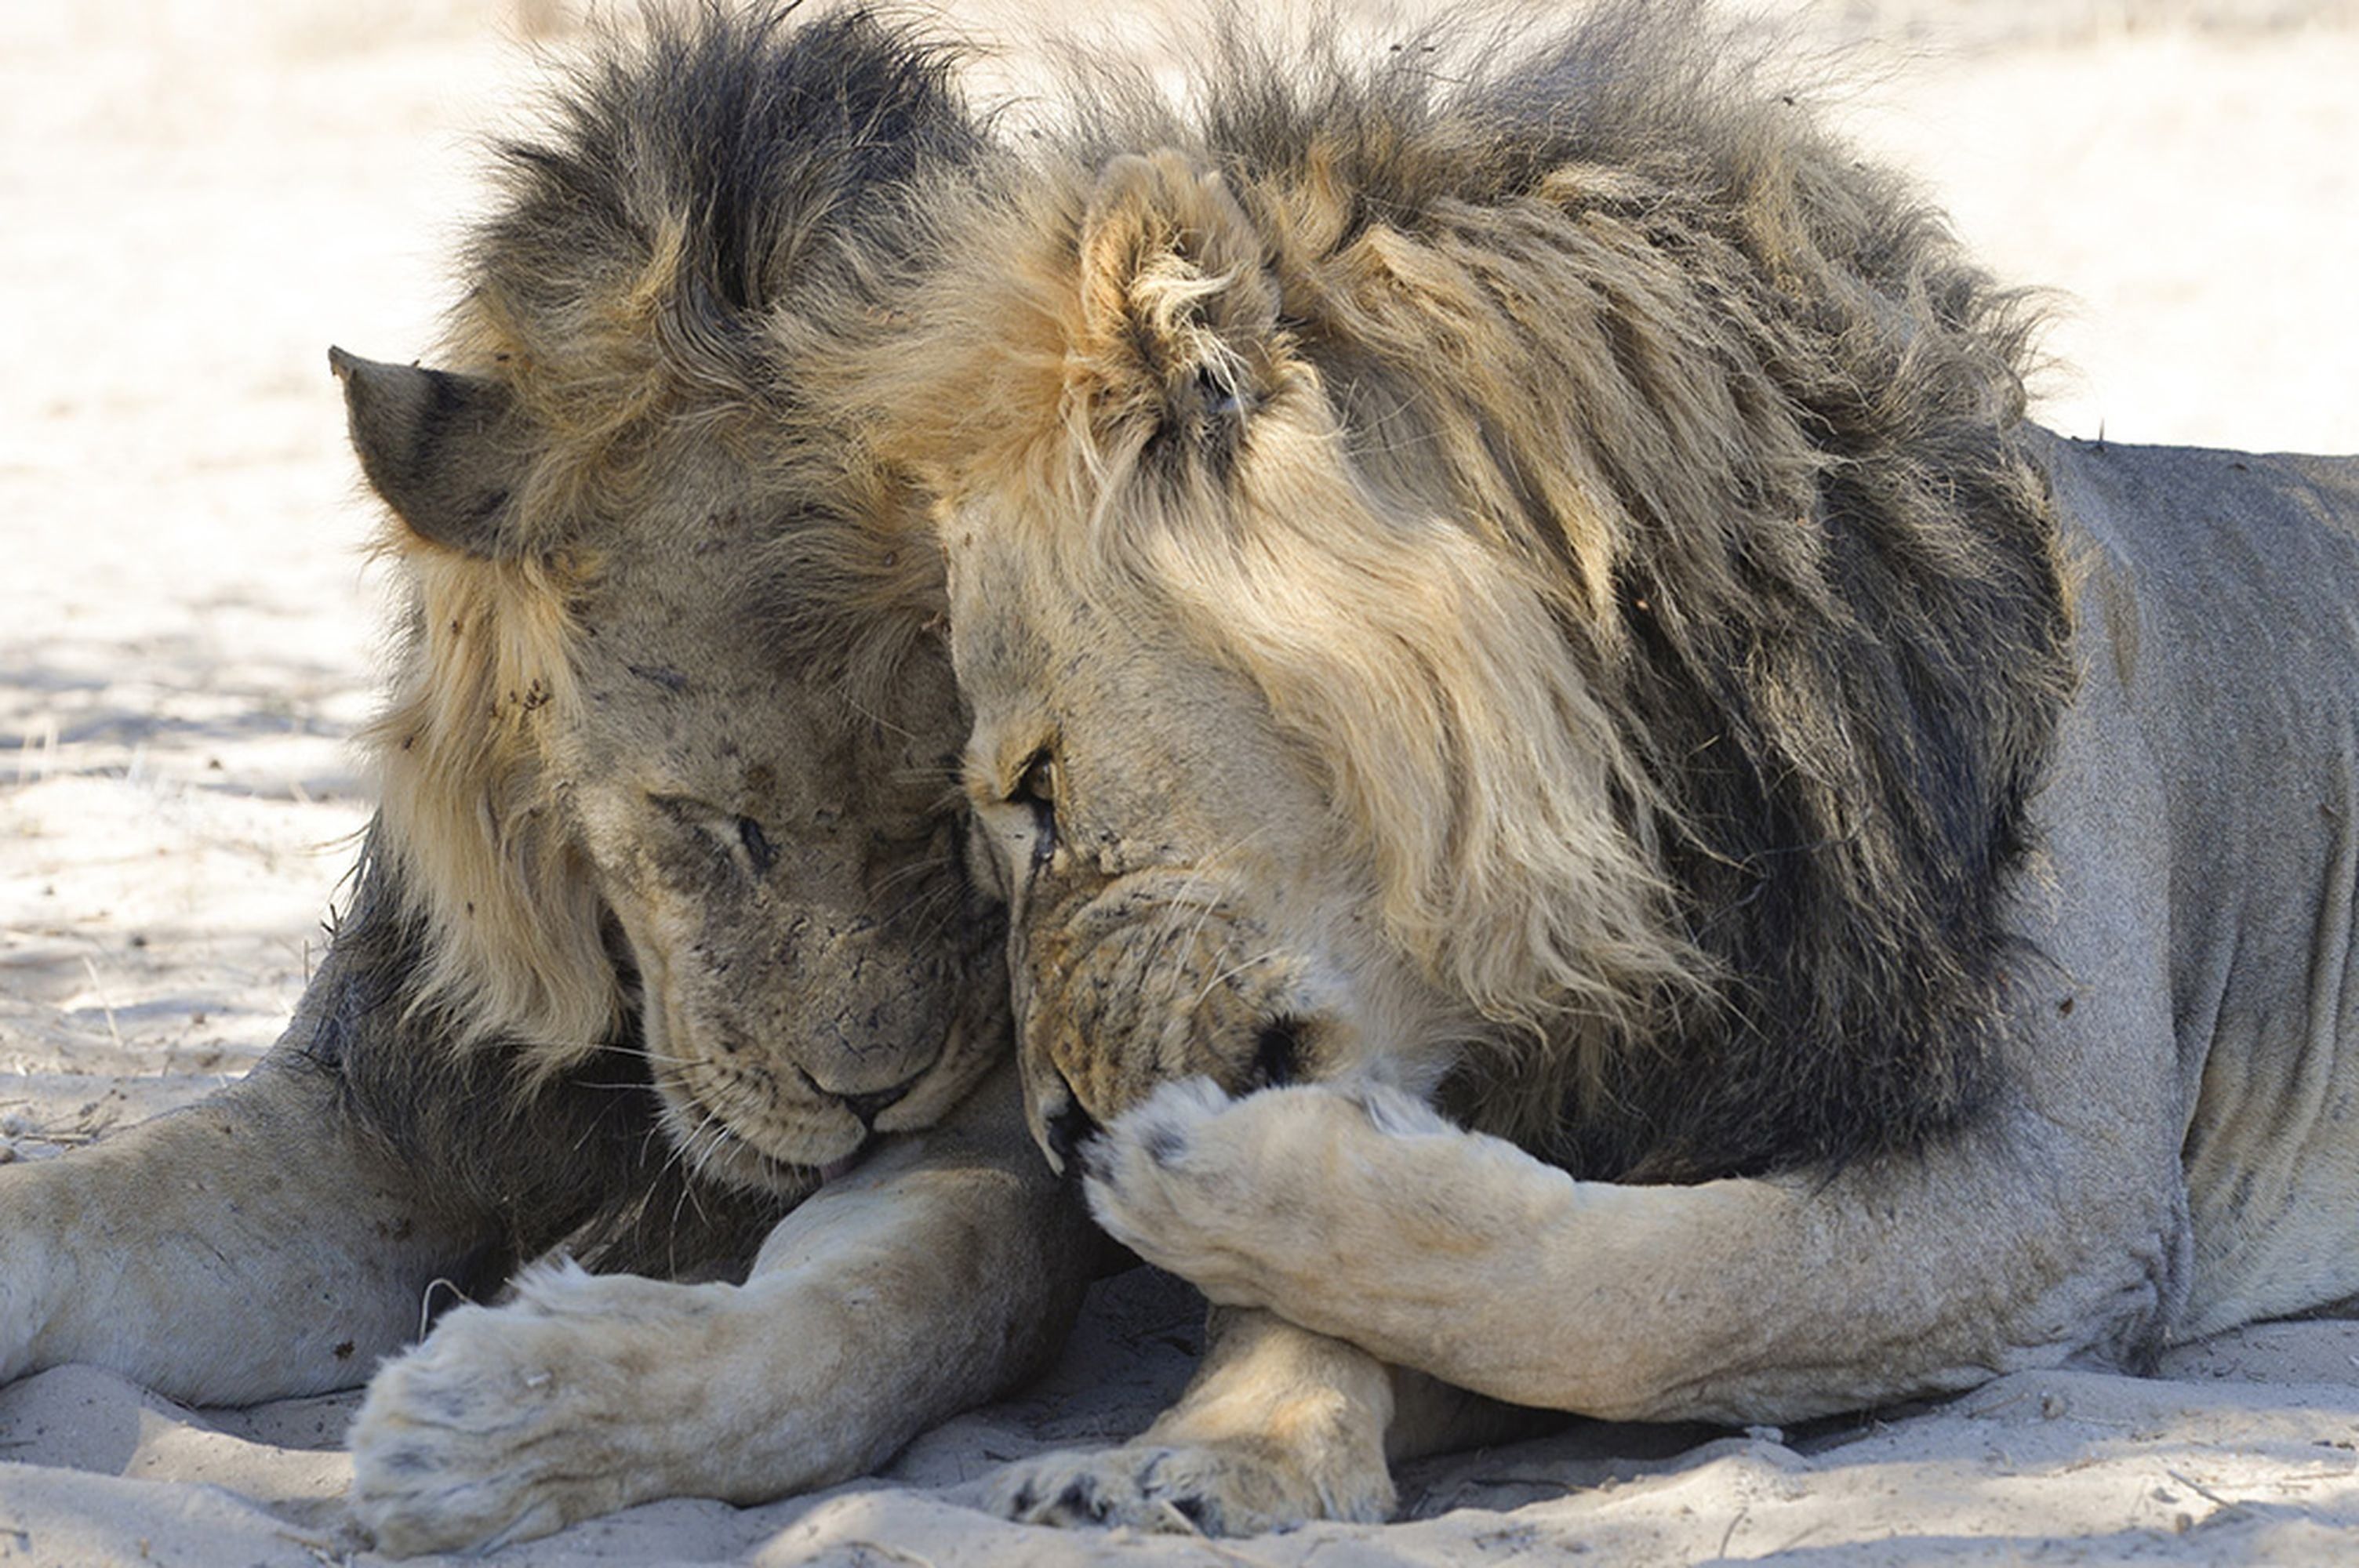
(560, 468, 1000, 1191)
(343, 354, 1002, 1194)
(863, 21, 2070, 1181)
(947, 516, 1475, 1168)
(888, 151, 1692, 1167)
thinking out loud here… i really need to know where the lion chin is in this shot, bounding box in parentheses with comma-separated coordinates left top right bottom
(647, 1073, 853, 1196)
(645, 1004, 1004, 1195)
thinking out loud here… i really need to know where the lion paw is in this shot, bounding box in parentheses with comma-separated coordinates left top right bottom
(1078, 1080, 1259, 1298)
(1081, 1078, 1450, 1302)
(983, 1432, 1393, 1536)
(347, 1263, 693, 1555)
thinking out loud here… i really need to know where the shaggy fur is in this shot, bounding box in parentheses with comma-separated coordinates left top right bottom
(370, 2, 980, 1069)
(307, 0, 997, 1270)
(853, 0, 2072, 1182)
(2, 12, 1101, 1557)
(820, 3, 2359, 1542)
(304, 839, 780, 1280)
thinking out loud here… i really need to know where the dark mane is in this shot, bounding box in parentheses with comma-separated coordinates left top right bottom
(475, 1, 974, 350)
(447, 3, 976, 556)
(1001, 0, 2075, 1181)
(337, 5, 976, 1260)
(490, 5, 970, 316)
(1307, 3, 2063, 1182)
(307, 837, 787, 1284)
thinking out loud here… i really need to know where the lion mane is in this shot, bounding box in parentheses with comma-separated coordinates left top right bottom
(324, 5, 977, 1268)
(361, 5, 967, 1058)
(864, 0, 2074, 1182)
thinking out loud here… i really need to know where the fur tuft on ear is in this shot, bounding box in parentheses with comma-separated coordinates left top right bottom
(1073, 152, 1281, 450)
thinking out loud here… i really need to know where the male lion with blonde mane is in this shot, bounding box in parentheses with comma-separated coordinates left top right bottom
(845, 0, 2359, 1534)
(0, 9, 1092, 1555)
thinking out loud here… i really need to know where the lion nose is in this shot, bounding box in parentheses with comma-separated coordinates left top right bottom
(839, 1076, 919, 1127)
(1041, 1086, 1100, 1174)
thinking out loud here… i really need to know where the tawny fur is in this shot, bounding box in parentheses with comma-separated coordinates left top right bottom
(843, 3, 2359, 1545)
(1, 10, 1098, 1559)
(368, 2, 983, 1072)
(845, 0, 2070, 1180)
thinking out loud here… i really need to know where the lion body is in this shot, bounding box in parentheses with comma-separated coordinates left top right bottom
(1076, 431, 2359, 1413)
(2044, 435, 2359, 1338)
(0, 10, 1093, 1555)
(845, 0, 2359, 1533)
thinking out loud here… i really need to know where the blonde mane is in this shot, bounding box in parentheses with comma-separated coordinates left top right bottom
(361, 539, 616, 1059)
(860, 0, 2071, 1179)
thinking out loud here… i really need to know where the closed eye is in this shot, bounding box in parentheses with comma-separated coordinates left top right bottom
(736, 815, 777, 877)
(649, 793, 780, 880)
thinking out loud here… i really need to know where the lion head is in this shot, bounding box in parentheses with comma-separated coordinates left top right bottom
(339, 6, 1000, 1196)
(854, 2, 2074, 1182)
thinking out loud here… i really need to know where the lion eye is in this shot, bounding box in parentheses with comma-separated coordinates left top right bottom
(1009, 748, 1058, 866)
(736, 815, 777, 877)
(1012, 749, 1057, 807)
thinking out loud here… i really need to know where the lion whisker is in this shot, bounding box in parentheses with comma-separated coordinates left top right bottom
(1187, 948, 1287, 1016)
(1144, 827, 1271, 1021)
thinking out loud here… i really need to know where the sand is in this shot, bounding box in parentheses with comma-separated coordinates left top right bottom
(2, 2, 2357, 1563)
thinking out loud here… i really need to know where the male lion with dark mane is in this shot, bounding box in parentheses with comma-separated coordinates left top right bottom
(0, 8, 1092, 1555)
(842, 0, 2359, 1534)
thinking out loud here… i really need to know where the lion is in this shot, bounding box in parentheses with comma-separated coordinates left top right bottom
(0, 8, 1094, 1555)
(835, 0, 2359, 1534)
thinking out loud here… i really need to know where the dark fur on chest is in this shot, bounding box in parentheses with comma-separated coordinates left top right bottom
(296, 835, 785, 1286)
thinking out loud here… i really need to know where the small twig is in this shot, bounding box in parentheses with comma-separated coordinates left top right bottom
(273, 1531, 348, 1568)
(20, 1131, 101, 1148)
(77, 956, 125, 1051)
(13, 717, 58, 785)
(1154, 1497, 1205, 1536)
(1719, 1504, 1750, 1556)
(838, 1543, 936, 1568)
(416, 1276, 477, 1339)
(2165, 1468, 2251, 1522)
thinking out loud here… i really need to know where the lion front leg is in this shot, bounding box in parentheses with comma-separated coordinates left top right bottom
(972, 1083, 1552, 1539)
(1085, 1075, 2184, 1426)
(349, 1262, 765, 1553)
(0, 1054, 479, 1405)
(983, 1301, 1538, 1537)
(349, 1062, 1095, 1556)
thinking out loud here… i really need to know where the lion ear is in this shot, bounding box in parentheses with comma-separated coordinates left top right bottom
(329, 347, 529, 557)
(1077, 151, 1279, 441)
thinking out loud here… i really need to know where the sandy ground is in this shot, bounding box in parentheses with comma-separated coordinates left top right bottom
(2, 1, 2357, 1563)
